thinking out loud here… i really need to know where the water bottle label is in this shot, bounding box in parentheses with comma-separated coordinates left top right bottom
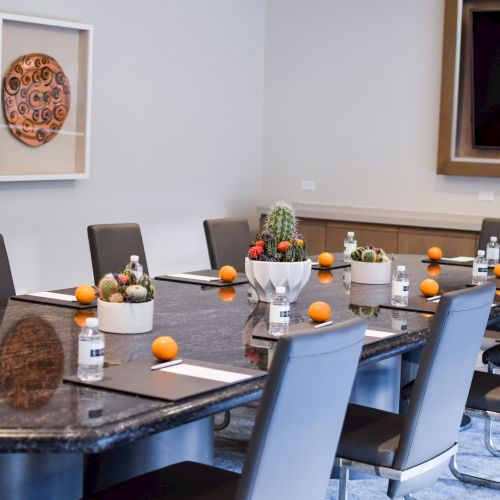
(473, 262, 488, 276)
(487, 247, 500, 261)
(269, 304, 290, 324)
(78, 342, 105, 365)
(344, 242, 357, 255)
(391, 280, 409, 297)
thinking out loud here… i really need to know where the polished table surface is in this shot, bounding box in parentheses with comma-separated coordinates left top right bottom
(0, 254, 498, 454)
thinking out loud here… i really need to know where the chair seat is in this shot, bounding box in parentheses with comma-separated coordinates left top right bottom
(467, 371, 500, 412)
(88, 461, 239, 500)
(337, 403, 403, 468)
(482, 344, 500, 366)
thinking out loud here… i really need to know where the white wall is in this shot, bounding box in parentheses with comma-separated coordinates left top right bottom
(262, 0, 500, 215)
(0, 0, 265, 292)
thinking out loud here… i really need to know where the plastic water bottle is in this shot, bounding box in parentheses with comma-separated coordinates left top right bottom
(486, 236, 500, 267)
(391, 309, 408, 331)
(472, 250, 488, 285)
(343, 232, 357, 263)
(391, 265, 409, 307)
(126, 255, 143, 280)
(78, 317, 105, 381)
(268, 286, 290, 336)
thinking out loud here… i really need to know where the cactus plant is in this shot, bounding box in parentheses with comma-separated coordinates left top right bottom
(98, 266, 155, 303)
(351, 245, 389, 263)
(98, 274, 119, 300)
(109, 292, 124, 303)
(361, 249, 377, 262)
(125, 285, 148, 303)
(264, 201, 297, 244)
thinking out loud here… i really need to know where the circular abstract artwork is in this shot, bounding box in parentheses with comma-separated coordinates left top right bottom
(2, 53, 71, 147)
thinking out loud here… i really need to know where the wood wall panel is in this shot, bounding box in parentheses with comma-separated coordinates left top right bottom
(397, 228, 477, 256)
(297, 220, 326, 255)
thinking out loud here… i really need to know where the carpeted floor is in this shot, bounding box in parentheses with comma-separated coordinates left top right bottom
(214, 406, 500, 499)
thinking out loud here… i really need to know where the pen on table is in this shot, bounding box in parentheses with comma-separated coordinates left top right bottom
(150, 359, 183, 370)
(426, 295, 441, 302)
(314, 320, 333, 329)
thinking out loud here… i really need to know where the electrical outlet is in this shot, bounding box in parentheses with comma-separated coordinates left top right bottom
(478, 191, 495, 201)
(301, 180, 316, 191)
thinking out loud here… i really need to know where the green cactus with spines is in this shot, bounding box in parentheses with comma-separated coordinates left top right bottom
(264, 201, 297, 243)
(98, 274, 119, 300)
(351, 246, 365, 261)
(109, 292, 124, 303)
(125, 285, 148, 303)
(361, 249, 376, 262)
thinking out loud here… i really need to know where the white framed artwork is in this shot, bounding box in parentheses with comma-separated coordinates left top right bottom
(0, 12, 93, 181)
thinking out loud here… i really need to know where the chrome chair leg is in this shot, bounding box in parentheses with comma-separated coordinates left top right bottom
(338, 467, 349, 500)
(214, 411, 231, 431)
(484, 412, 500, 457)
(449, 454, 500, 489)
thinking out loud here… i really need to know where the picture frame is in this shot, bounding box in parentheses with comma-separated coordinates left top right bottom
(0, 12, 93, 181)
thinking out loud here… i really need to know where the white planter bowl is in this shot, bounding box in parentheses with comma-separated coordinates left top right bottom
(350, 260, 392, 285)
(97, 299, 154, 334)
(245, 257, 312, 303)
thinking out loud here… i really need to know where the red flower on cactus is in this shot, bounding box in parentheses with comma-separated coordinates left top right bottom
(248, 245, 264, 259)
(255, 240, 265, 248)
(117, 274, 128, 284)
(277, 241, 292, 252)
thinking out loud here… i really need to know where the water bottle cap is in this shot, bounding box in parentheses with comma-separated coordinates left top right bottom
(491, 236, 498, 242)
(347, 231, 354, 237)
(478, 250, 485, 256)
(130, 255, 139, 262)
(85, 317, 99, 328)
(276, 286, 286, 294)
(397, 265, 406, 272)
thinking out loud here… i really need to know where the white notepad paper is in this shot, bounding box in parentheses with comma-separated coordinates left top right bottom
(365, 329, 397, 339)
(440, 256, 474, 262)
(168, 273, 221, 282)
(161, 363, 252, 383)
(29, 291, 77, 302)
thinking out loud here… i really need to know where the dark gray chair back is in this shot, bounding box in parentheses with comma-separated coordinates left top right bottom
(478, 218, 500, 252)
(390, 284, 495, 496)
(0, 234, 15, 300)
(87, 224, 148, 284)
(236, 318, 366, 500)
(203, 218, 250, 273)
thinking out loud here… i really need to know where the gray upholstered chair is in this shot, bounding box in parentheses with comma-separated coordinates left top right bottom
(335, 284, 495, 499)
(203, 218, 251, 273)
(87, 318, 367, 500)
(0, 234, 15, 300)
(449, 370, 500, 489)
(87, 224, 148, 285)
(478, 218, 500, 253)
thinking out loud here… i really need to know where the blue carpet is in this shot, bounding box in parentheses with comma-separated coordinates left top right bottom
(214, 407, 500, 498)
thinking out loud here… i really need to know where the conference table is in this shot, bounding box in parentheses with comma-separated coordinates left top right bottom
(0, 254, 498, 499)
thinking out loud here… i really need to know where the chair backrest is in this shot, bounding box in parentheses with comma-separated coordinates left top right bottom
(203, 218, 250, 273)
(236, 318, 366, 500)
(87, 224, 148, 284)
(0, 234, 15, 300)
(393, 284, 495, 474)
(478, 218, 500, 252)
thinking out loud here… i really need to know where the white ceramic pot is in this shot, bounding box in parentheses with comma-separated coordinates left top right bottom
(97, 299, 154, 334)
(245, 257, 312, 303)
(350, 260, 392, 285)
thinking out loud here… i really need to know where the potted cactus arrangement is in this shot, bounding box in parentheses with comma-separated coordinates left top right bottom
(350, 245, 392, 285)
(245, 201, 311, 302)
(97, 268, 155, 334)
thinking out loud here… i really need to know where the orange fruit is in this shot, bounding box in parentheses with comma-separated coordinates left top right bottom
(308, 301, 332, 322)
(426, 264, 441, 277)
(317, 270, 334, 284)
(419, 278, 439, 297)
(494, 264, 500, 278)
(219, 265, 237, 282)
(151, 336, 179, 361)
(218, 286, 236, 302)
(318, 252, 334, 267)
(73, 310, 96, 328)
(75, 285, 96, 304)
(427, 246, 443, 261)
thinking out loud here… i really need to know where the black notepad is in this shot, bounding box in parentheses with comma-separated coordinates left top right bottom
(421, 258, 474, 268)
(155, 270, 249, 287)
(311, 262, 351, 271)
(64, 358, 265, 402)
(379, 297, 438, 314)
(11, 288, 96, 309)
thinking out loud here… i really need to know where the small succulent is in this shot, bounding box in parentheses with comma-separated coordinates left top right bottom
(351, 245, 390, 263)
(125, 285, 148, 303)
(98, 264, 155, 303)
(98, 274, 119, 300)
(248, 201, 308, 263)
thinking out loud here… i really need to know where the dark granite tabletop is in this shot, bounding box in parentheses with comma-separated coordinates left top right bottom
(0, 254, 497, 453)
